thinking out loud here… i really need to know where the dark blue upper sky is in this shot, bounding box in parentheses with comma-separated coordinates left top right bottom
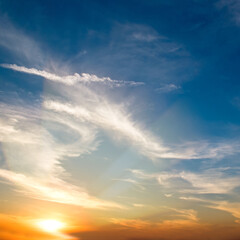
(0, 0, 240, 176)
(1, 0, 240, 128)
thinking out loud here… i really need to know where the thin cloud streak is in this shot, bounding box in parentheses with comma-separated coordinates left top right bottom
(1, 64, 144, 87)
(0, 169, 122, 209)
(110, 208, 199, 230)
(130, 168, 240, 194)
(156, 84, 181, 93)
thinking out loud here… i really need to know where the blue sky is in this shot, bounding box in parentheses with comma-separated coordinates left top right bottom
(0, 1, 240, 239)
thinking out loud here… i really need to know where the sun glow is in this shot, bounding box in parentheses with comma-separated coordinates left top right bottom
(37, 219, 65, 233)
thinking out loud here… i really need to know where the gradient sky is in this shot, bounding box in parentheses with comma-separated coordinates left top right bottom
(1, 1, 240, 240)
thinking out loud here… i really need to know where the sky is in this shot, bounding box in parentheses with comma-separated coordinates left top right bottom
(0, 0, 240, 239)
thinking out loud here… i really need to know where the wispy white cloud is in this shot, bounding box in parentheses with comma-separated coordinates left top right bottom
(129, 168, 240, 221)
(110, 208, 199, 229)
(130, 168, 240, 194)
(156, 84, 181, 93)
(0, 102, 124, 209)
(43, 99, 240, 160)
(133, 203, 145, 208)
(165, 207, 198, 222)
(116, 23, 164, 42)
(42, 99, 171, 160)
(0, 169, 122, 209)
(180, 196, 240, 221)
(110, 218, 151, 229)
(217, 0, 240, 25)
(1, 64, 143, 87)
(0, 19, 45, 64)
(132, 32, 159, 42)
(210, 201, 240, 220)
(231, 96, 240, 109)
(165, 140, 240, 160)
(113, 178, 146, 190)
(0, 102, 97, 176)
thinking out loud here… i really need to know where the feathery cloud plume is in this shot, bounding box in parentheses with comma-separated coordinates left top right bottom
(0, 169, 122, 209)
(1, 64, 143, 87)
(0, 102, 122, 209)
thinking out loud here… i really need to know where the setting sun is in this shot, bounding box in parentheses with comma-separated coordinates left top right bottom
(37, 219, 65, 233)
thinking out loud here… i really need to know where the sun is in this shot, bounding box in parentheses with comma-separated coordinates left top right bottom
(37, 219, 65, 233)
